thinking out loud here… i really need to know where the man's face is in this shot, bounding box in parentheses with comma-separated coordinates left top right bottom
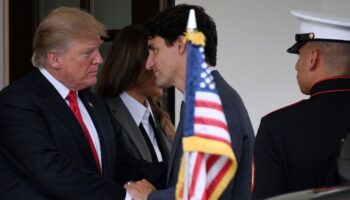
(57, 37, 103, 91)
(147, 36, 181, 88)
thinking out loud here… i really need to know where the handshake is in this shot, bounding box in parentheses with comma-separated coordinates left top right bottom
(124, 179, 156, 200)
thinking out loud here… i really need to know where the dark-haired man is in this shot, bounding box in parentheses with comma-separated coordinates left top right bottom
(125, 4, 255, 200)
(254, 10, 350, 199)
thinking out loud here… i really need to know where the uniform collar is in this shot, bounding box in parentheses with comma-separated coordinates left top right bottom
(310, 76, 350, 97)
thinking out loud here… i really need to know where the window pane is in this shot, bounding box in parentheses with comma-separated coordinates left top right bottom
(92, 0, 131, 30)
(92, 0, 132, 68)
(38, 0, 80, 20)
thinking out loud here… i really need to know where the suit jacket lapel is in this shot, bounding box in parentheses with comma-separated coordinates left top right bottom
(34, 71, 81, 133)
(167, 103, 184, 184)
(106, 97, 152, 161)
(33, 71, 98, 172)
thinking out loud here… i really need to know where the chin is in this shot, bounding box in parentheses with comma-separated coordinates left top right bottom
(85, 79, 97, 89)
(156, 79, 172, 89)
(155, 91, 163, 97)
(300, 87, 311, 95)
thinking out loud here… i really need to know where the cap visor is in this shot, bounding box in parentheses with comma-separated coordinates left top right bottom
(287, 42, 303, 54)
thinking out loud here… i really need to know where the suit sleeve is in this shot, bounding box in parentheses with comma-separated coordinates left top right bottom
(0, 92, 125, 200)
(228, 125, 254, 200)
(148, 188, 175, 200)
(253, 118, 287, 199)
(114, 129, 167, 189)
(108, 114, 167, 189)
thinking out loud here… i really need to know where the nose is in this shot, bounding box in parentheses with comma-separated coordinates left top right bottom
(93, 50, 103, 65)
(145, 51, 154, 70)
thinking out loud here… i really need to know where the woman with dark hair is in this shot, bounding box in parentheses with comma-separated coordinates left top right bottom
(96, 25, 174, 189)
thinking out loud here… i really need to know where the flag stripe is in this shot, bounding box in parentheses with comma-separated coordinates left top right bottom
(194, 124, 231, 141)
(207, 159, 232, 196)
(195, 100, 224, 111)
(195, 116, 228, 131)
(207, 155, 220, 170)
(207, 156, 229, 184)
(195, 108, 227, 125)
(196, 91, 221, 104)
(189, 152, 203, 198)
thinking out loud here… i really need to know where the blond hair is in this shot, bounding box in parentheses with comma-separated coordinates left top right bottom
(149, 96, 175, 141)
(31, 7, 107, 67)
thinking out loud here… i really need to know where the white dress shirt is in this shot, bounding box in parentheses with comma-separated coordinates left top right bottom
(120, 92, 163, 161)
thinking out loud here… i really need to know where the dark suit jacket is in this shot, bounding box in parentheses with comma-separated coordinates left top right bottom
(253, 77, 350, 199)
(0, 69, 125, 200)
(105, 97, 171, 189)
(149, 70, 255, 200)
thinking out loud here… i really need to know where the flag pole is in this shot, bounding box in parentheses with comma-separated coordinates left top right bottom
(183, 9, 197, 200)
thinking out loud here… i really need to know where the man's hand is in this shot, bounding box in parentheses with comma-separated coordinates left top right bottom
(124, 179, 156, 200)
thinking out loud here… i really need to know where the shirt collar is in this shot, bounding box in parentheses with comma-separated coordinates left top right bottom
(120, 92, 154, 125)
(39, 67, 70, 99)
(208, 66, 216, 72)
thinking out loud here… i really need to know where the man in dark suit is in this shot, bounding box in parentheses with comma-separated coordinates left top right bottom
(0, 7, 126, 199)
(253, 11, 350, 199)
(125, 4, 255, 200)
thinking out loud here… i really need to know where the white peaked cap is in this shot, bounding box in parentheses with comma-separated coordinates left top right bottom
(287, 10, 350, 54)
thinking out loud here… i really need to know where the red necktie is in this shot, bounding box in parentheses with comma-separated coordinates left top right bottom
(66, 91, 101, 173)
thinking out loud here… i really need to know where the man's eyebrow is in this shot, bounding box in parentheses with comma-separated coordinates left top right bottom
(83, 46, 98, 52)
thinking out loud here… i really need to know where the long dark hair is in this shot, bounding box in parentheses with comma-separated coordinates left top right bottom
(96, 25, 149, 97)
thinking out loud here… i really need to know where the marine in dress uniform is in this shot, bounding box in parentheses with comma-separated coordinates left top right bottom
(253, 10, 350, 199)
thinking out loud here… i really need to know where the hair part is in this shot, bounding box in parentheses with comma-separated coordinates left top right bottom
(147, 4, 217, 66)
(32, 7, 106, 67)
(95, 25, 150, 97)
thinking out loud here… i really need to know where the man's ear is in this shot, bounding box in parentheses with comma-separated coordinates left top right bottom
(47, 51, 62, 69)
(176, 35, 187, 55)
(307, 48, 319, 71)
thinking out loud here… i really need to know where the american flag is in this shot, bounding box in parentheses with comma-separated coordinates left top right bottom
(175, 26, 237, 199)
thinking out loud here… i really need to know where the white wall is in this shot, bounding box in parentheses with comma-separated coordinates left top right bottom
(175, 0, 350, 133)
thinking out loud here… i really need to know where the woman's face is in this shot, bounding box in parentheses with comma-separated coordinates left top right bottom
(140, 72, 164, 97)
